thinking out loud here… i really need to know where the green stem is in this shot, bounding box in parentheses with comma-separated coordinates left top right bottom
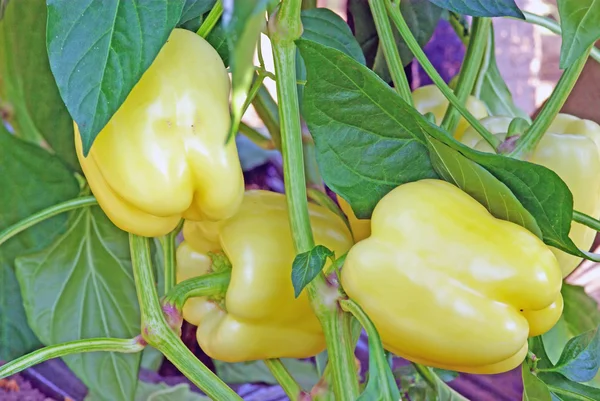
(441, 17, 491, 134)
(301, 0, 317, 9)
(129, 235, 240, 400)
(163, 271, 231, 312)
(0, 196, 97, 247)
(265, 359, 304, 400)
(509, 48, 590, 159)
(573, 211, 600, 231)
(449, 12, 469, 46)
(306, 188, 349, 229)
(519, 12, 600, 63)
(385, 0, 500, 150)
(239, 121, 275, 149)
(252, 84, 282, 151)
(0, 337, 144, 380)
(197, 0, 223, 38)
(369, 0, 412, 103)
(270, 2, 360, 399)
(160, 220, 183, 295)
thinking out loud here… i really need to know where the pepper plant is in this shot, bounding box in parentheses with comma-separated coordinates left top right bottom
(1, 0, 600, 400)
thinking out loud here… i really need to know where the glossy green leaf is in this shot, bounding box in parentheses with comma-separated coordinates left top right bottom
(86, 381, 211, 401)
(0, 0, 79, 170)
(539, 372, 600, 401)
(46, 0, 186, 155)
(522, 364, 552, 401)
(222, 0, 268, 139)
(426, 135, 542, 237)
(348, 0, 442, 81)
(16, 206, 140, 401)
(291, 245, 334, 298)
(428, 0, 524, 18)
(557, 0, 600, 68)
(297, 38, 437, 218)
(473, 26, 531, 122)
(0, 127, 79, 360)
(214, 358, 320, 391)
(552, 327, 600, 382)
(206, 24, 229, 67)
(178, 0, 215, 30)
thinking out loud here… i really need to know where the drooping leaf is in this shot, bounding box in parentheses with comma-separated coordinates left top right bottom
(0, 0, 79, 170)
(0, 127, 79, 360)
(46, 0, 186, 155)
(472, 25, 531, 121)
(427, 0, 524, 18)
(291, 245, 334, 298)
(347, 0, 442, 81)
(16, 206, 140, 401)
(522, 364, 552, 401)
(557, 0, 600, 68)
(552, 327, 600, 382)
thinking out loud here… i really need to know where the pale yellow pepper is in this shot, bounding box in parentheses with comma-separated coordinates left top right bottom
(341, 180, 563, 374)
(337, 196, 371, 242)
(75, 29, 244, 237)
(462, 114, 600, 277)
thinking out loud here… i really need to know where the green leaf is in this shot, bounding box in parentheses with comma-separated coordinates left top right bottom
(522, 364, 552, 401)
(296, 38, 437, 218)
(222, 0, 268, 139)
(178, 0, 215, 30)
(473, 26, 531, 122)
(428, 0, 524, 18)
(46, 0, 186, 155)
(348, 0, 443, 81)
(206, 23, 229, 67)
(291, 245, 334, 298)
(87, 381, 211, 401)
(552, 328, 600, 383)
(414, 364, 469, 401)
(539, 372, 600, 401)
(557, 0, 600, 68)
(16, 206, 141, 401)
(0, 0, 79, 170)
(426, 135, 542, 238)
(0, 127, 79, 360)
(214, 358, 320, 391)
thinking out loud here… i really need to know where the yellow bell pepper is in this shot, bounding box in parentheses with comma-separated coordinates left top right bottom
(75, 28, 244, 237)
(341, 179, 563, 374)
(337, 196, 371, 242)
(412, 84, 488, 139)
(462, 114, 600, 277)
(177, 190, 353, 362)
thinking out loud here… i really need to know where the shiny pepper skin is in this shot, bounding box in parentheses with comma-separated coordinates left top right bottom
(75, 29, 244, 237)
(341, 180, 563, 374)
(177, 190, 353, 362)
(412, 84, 488, 139)
(462, 114, 600, 277)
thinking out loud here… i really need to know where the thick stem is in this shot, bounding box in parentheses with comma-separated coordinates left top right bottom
(270, 2, 360, 399)
(197, 0, 223, 38)
(441, 18, 491, 134)
(163, 271, 231, 312)
(265, 359, 304, 400)
(385, 1, 500, 150)
(0, 196, 97, 247)
(0, 337, 144, 380)
(509, 48, 590, 159)
(369, 0, 412, 103)
(129, 235, 240, 400)
(160, 220, 183, 294)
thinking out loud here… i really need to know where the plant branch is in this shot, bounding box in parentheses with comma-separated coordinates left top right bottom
(369, 0, 412, 103)
(573, 211, 600, 232)
(441, 17, 491, 134)
(509, 48, 590, 159)
(252, 83, 282, 151)
(163, 271, 231, 312)
(385, 0, 500, 150)
(0, 196, 97, 247)
(197, 0, 223, 38)
(129, 234, 240, 400)
(239, 121, 276, 149)
(160, 219, 183, 294)
(265, 359, 305, 401)
(0, 337, 144, 380)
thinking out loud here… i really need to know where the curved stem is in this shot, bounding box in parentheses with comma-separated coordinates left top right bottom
(0, 196, 97, 247)
(129, 235, 240, 400)
(441, 17, 491, 134)
(163, 271, 231, 311)
(385, 0, 500, 151)
(253, 83, 282, 151)
(265, 359, 304, 401)
(518, 12, 600, 63)
(239, 121, 276, 149)
(306, 188, 350, 229)
(160, 219, 183, 294)
(270, 2, 360, 399)
(369, 0, 412, 103)
(197, 0, 223, 38)
(509, 48, 590, 159)
(573, 211, 600, 231)
(0, 337, 144, 379)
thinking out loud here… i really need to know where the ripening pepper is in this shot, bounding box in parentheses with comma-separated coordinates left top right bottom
(337, 196, 371, 242)
(75, 28, 244, 237)
(341, 179, 563, 374)
(412, 84, 488, 139)
(177, 190, 353, 362)
(462, 114, 600, 277)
